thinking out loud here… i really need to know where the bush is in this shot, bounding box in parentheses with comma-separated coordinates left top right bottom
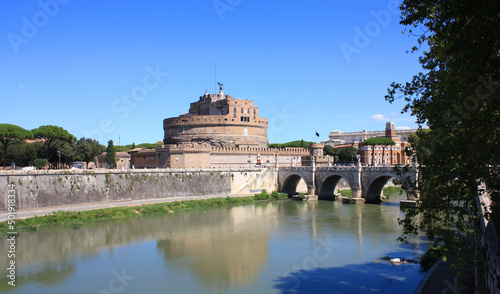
(253, 190, 269, 200)
(271, 191, 288, 200)
(420, 244, 444, 271)
(33, 158, 48, 169)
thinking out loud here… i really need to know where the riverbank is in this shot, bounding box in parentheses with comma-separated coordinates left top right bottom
(0, 191, 288, 232)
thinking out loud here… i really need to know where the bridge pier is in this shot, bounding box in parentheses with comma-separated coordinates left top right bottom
(351, 188, 362, 198)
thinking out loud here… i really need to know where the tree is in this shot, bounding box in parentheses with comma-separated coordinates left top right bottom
(268, 140, 314, 149)
(131, 142, 136, 149)
(338, 146, 358, 164)
(105, 140, 116, 169)
(0, 124, 33, 169)
(33, 158, 48, 170)
(362, 137, 395, 166)
(407, 129, 431, 163)
(32, 125, 76, 165)
(75, 138, 105, 168)
(323, 145, 339, 162)
(3, 140, 43, 167)
(385, 0, 500, 269)
(60, 142, 76, 164)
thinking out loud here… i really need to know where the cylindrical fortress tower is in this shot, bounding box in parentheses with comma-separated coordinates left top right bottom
(308, 143, 324, 157)
(163, 91, 268, 148)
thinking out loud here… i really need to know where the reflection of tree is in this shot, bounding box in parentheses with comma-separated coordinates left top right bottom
(0, 261, 76, 292)
(156, 204, 274, 292)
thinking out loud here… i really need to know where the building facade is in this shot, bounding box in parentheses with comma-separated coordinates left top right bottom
(322, 124, 417, 146)
(356, 122, 413, 165)
(97, 152, 132, 169)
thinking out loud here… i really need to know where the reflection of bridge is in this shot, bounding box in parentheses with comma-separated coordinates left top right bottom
(277, 165, 419, 203)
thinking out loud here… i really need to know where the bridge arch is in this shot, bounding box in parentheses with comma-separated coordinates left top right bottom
(281, 174, 309, 195)
(318, 175, 350, 199)
(364, 176, 394, 203)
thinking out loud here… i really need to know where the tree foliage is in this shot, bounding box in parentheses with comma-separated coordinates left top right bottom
(338, 147, 358, 164)
(268, 140, 314, 149)
(32, 125, 76, 164)
(33, 158, 48, 169)
(1, 141, 43, 167)
(0, 124, 33, 169)
(75, 138, 105, 167)
(323, 145, 358, 164)
(105, 140, 116, 169)
(114, 142, 161, 152)
(362, 137, 395, 146)
(386, 0, 500, 269)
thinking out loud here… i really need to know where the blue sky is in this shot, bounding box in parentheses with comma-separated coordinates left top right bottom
(1, 0, 424, 145)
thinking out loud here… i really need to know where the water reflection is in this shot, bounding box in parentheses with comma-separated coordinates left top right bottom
(0, 192, 426, 293)
(157, 204, 277, 292)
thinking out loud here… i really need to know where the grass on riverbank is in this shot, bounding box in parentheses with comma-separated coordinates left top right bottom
(0, 191, 289, 232)
(338, 186, 404, 198)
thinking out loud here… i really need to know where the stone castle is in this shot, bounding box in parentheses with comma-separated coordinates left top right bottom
(155, 86, 309, 168)
(163, 86, 268, 148)
(100, 85, 414, 169)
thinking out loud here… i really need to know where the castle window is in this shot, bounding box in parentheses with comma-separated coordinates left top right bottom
(234, 107, 236, 112)
(240, 116, 250, 122)
(241, 108, 243, 113)
(254, 109, 256, 114)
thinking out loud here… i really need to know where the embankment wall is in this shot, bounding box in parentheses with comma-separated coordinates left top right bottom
(0, 168, 276, 212)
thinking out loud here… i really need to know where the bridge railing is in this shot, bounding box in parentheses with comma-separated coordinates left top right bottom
(278, 166, 314, 171)
(279, 165, 417, 172)
(316, 166, 359, 171)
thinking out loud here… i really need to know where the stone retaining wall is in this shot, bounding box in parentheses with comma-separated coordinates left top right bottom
(0, 168, 274, 212)
(475, 188, 500, 293)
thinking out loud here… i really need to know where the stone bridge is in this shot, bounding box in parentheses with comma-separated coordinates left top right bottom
(277, 165, 419, 203)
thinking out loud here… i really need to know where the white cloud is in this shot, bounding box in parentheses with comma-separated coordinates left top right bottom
(396, 126, 411, 130)
(370, 114, 389, 121)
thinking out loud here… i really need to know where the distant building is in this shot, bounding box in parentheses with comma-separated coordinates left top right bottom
(356, 122, 413, 165)
(97, 152, 132, 169)
(129, 148, 158, 169)
(322, 124, 417, 146)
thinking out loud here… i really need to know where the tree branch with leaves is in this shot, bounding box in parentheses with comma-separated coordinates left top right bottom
(386, 0, 500, 270)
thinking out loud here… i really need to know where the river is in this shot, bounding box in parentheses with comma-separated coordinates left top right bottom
(1, 192, 427, 293)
